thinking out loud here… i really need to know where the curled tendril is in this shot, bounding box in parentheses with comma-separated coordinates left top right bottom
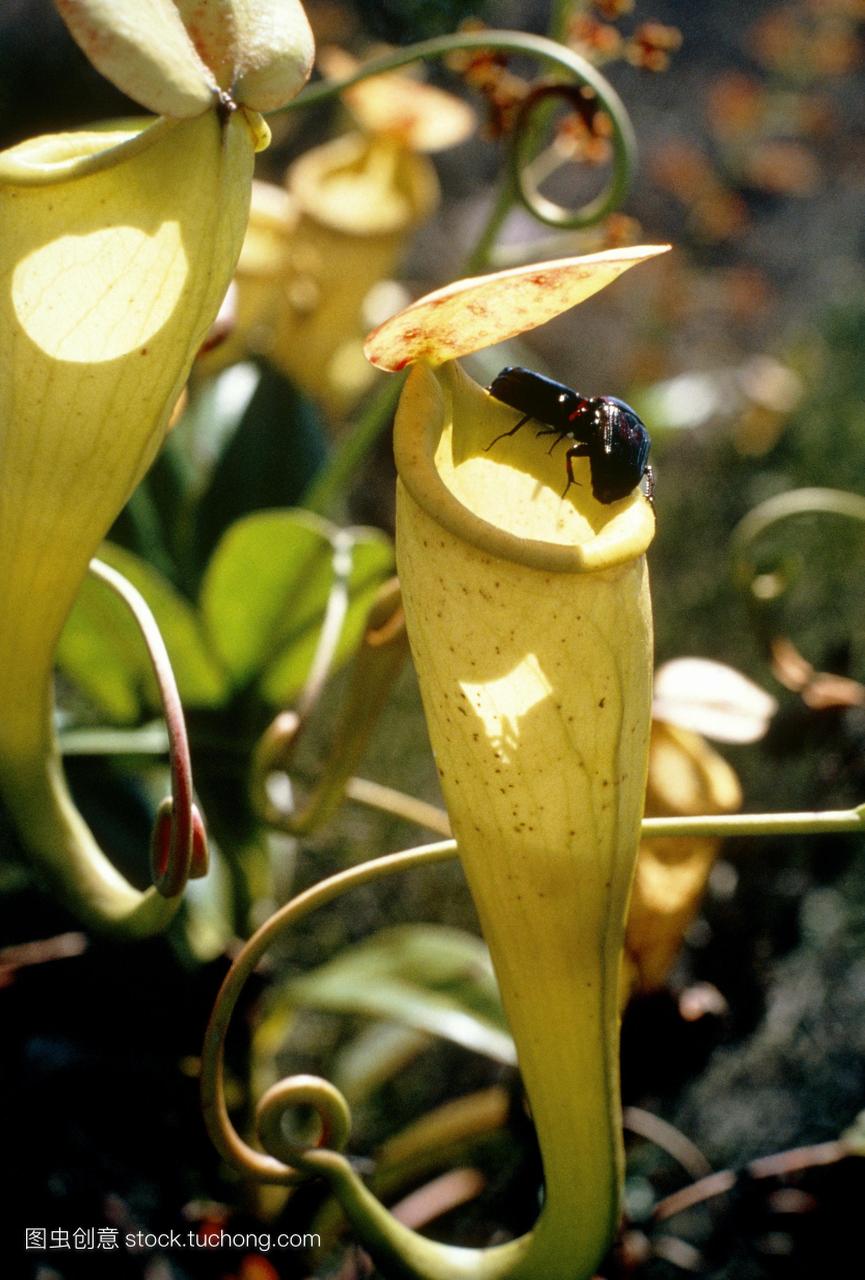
(256, 1074, 352, 1169)
(512, 80, 632, 229)
(286, 30, 636, 232)
(200, 840, 457, 1187)
(88, 558, 208, 897)
(730, 486, 865, 662)
(731, 486, 865, 598)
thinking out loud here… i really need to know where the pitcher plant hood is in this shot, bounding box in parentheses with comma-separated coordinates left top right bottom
(56, 0, 315, 116)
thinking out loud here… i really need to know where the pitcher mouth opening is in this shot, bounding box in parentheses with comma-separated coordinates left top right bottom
(394, 361, 656, 574)
(0, 118, 178, 186)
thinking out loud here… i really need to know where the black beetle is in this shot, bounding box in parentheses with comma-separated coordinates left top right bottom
(485, 366, 654, 505)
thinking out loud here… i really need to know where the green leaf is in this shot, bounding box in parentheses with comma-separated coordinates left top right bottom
(59, 723, 170, 756)
(333, 1023, 433, 1105)
(260, 532, 395, 705)
(287, 924, 516, 1066)
(182, 363, 263, 478)
(58, 543, 227, 723)
(191, 363, 327, 577)
(200, 509, 394, 703)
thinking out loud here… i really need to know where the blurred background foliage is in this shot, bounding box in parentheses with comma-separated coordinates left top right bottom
(4, 1, 865, 1278)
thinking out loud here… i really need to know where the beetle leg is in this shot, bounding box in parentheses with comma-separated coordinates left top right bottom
(485, 413, 531, 451)
(563, 442, 591, 498)
(534, 427, 568, 455)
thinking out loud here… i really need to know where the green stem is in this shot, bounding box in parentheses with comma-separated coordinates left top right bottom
(201, 842, 457, 1187)
(90, 559, 201, 897)
(463, 176, 517, 275)
(643, 805, 865, 839)
(300, 374, 404, 517)
(732, 486, 865, 556)
(343, 776, 452, 837)
(287, 31, 619, 116)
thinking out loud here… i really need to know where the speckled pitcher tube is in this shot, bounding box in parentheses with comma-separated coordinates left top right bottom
(393, 359, 655, 1278)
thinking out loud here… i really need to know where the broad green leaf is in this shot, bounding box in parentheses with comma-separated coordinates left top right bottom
(287, 924, 516, 1066)
(260, 534, 395, 704)
(200, 509, 334, 683)
(200, 509, 394, 702)
(179, 363, 263, 481)
(191, 363, 327, 574)
(58, 543, 227, 722)
(333, 1023, 433, 1105)
(59, 574, 150, 724)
